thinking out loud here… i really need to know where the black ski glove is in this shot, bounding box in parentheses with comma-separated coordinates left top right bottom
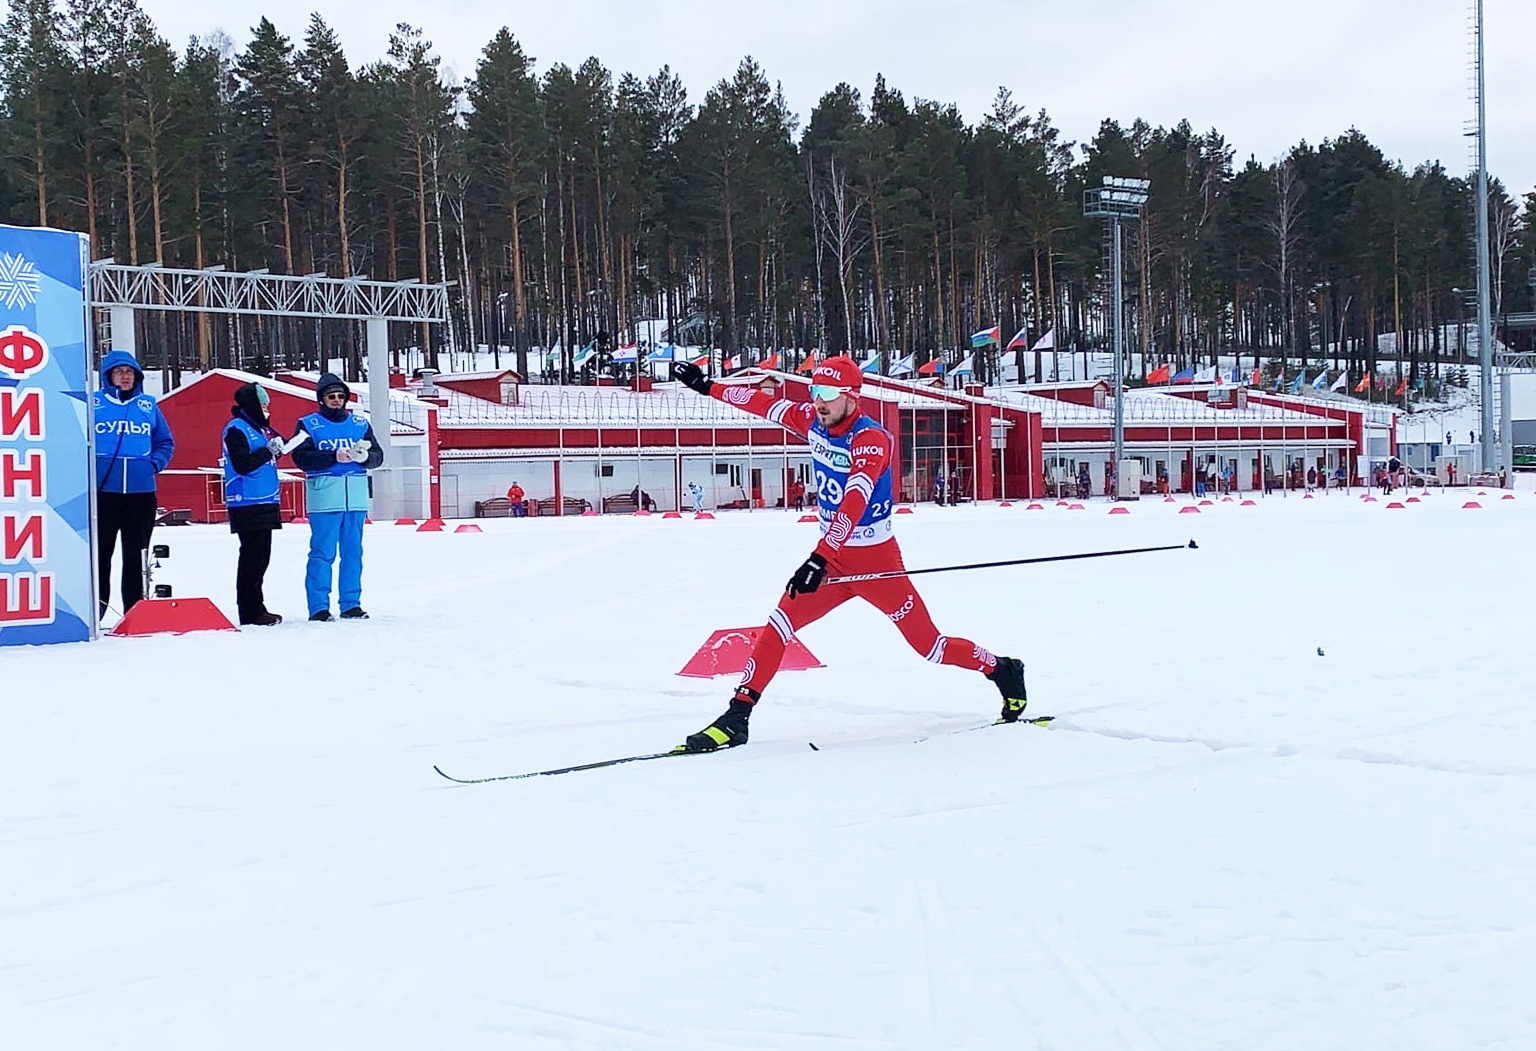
(786, 552, 828, 598)
(671, 361, 712, 395)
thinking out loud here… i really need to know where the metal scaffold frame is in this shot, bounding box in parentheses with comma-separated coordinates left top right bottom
(89, 260, 450, 519)
(89, 262, 449, 322)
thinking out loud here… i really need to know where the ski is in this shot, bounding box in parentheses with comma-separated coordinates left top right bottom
(437, 716, 1056, 782)
(433, 748, 698, 784)
(962, 714, 1053, 733)
(913, 714, 1054, 744)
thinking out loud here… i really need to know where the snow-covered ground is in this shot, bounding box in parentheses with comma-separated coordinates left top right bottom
(6, 492, 1536, 1049)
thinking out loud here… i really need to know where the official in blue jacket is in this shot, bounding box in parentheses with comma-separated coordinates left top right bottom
(223, 383, 287, 625)
(288, 374, 383, 621)
(93, 350, 175, 617)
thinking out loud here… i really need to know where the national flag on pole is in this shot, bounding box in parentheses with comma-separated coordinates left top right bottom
(1289, 372, 1305, 394)
(798, 355, 819, 374)
(1031, 328, 1055, 352)
(724, 353, 741, 370)
(970, 326, 1001, 348)
(889, 353, 916, 377)
(1006, 326, 1030, 350)
(951, 354, 974, 375)
(861, 353, 883, 374)
(612, 342, 639, 363)
(1194, 365, 1217, 384)
(1250, 368, 1261, 386)
(918, 358, 945, 375)
(1311, 371, 1329, 390)
(759, 352, 778, 370)
(1330, 372, 1347, 392)
(1146, 363, 1171, 384)
(1230, 366, 1243, 384)
(1171, 367, 1195, 384)
(573, 340, 597, 368)
(1394, 377, 1408, 396)
(1354, 373, 1371, 393)
(650, 344, 675, 362)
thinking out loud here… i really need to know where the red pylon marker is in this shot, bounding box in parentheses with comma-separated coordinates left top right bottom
(109, 598, 237, 636)
(678, 627, 823, 678)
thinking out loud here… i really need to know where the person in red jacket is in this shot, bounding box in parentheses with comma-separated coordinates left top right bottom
(506, 481, 527, 518)
(670, 355, 1029, 752)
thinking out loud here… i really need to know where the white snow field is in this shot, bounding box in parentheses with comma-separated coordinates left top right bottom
(5, 491, 1536, 1050)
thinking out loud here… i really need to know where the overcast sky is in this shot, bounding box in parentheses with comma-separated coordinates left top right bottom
(142, 0, 1536, 197)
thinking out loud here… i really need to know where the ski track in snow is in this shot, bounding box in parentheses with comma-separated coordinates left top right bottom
(6, 492, 1536, 1049)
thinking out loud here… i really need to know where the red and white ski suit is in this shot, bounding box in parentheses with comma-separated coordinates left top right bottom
(710, 383, 998, 701)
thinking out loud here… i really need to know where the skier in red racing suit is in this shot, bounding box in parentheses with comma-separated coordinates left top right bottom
(672, 355, 1029, 752)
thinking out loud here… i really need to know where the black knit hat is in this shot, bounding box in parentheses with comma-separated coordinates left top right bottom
(315, 373, 349, 404)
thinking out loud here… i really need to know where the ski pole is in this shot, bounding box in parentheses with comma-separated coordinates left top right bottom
(824, 539, 1197, 585)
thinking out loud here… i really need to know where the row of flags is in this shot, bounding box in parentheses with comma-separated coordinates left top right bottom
(550, 323, 1061, 380)
(972, 325, 1056, 352)
(553, 337, 1417, 401)
(1140, 361, 1415, 398)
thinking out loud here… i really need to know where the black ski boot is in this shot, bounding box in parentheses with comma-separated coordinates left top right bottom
(987, 657, 1028, 722)
(680, 688, 758, 753)
(340, 607, 369, 620)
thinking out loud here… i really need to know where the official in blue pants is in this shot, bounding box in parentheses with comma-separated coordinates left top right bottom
(287, 374, 384, 621)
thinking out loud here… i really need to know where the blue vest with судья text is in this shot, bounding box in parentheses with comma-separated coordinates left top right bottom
(299, 411, 372, 513)
(222, 416, 280, 507)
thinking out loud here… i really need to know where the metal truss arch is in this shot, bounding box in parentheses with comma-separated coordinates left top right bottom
(88, 262, 448, 323)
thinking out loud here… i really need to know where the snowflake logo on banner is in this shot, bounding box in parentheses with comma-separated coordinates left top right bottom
(0, 253, 42, 309)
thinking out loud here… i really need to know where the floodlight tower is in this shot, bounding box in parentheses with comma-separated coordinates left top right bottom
(1473, 0, 1494, 470)
(1084, 176, 1150, 468)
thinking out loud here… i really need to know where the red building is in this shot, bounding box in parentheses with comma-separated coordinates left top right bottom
(148, 366, 1387, 521)
(156, 369, 434, 523)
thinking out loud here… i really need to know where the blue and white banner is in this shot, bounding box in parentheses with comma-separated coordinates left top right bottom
(0, 224, 94, 646)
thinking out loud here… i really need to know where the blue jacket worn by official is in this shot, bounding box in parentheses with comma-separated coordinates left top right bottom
(94, 349, 175, 493)
(289, 373, 384, 618)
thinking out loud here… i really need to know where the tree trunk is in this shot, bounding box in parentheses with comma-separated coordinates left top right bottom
(337, 147, 352, 277)
(194, 179, 211, 370)
(414, 141, 432, 366)
(511, 197, 527, 378)
(30, 90, 48, 224)
(870, 203, 887, 354)
(721, 156, 737, 354)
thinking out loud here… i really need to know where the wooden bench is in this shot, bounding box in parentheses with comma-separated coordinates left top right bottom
(602, 494, 640, 515)
(475, 497, 514, 518)
(532, 496, 591, 516)
(154, 508, 193, 526)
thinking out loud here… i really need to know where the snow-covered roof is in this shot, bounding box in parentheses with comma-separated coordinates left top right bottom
(440, 444, 805, 460)
(277, 370, 435, 438)
(991, 387, 1353, 428)
(157, 368, 323, 404)
(433, 369, 522, 382)
(724, 369, 964, 411)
